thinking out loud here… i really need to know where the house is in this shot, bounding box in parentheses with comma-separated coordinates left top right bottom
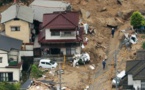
(0, 35, 23, 82)
(29, 0, 71, 22)
(121, 60, 145, 90)
(36, 11, 83, 57)
(1, 4, 34, 43)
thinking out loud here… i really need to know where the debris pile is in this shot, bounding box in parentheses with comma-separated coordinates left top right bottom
(28, 80, 54, 90)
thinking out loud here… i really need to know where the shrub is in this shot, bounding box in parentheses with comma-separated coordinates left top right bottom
(130, 11, 145, 28)
(142, 42, 145, 49)
(30, 64, 43, 78)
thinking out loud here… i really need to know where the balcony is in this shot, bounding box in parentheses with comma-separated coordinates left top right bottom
(9, 61, 18, 66)
(60, 34, 75, 37)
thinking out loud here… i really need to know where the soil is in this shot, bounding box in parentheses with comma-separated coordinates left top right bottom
(1, 0, 145, 90)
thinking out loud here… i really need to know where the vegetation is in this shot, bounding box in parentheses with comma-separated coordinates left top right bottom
(130, 11, 145, 28)
(0, 82, 20, 90)
(142, 42, 145, 49)
(30, 64, 43, 78)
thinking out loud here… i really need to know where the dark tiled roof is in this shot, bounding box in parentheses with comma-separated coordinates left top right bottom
(0, 35, 22, 51)
(121, 76, 135, 89)
(126, 60, 145, 80)
(42, 11, 79, 29)
(136, 50, 145, 60)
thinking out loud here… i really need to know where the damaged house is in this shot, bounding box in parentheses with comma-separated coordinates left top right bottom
(36, 11, 83, 57)
(0, 35, 22, 82)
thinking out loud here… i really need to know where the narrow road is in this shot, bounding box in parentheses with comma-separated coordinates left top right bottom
(89, 30, 123, 90)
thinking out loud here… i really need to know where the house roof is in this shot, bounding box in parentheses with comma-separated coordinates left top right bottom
(29, 0, 70, 22)
(136, 50, 145, 60)
(0, 35, 22, 51)
(126, 60, 145, 80)
(1, 4, 33, 23)
(42, 11, 79, 29)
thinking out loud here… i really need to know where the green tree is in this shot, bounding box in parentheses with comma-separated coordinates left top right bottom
(130, 11, 145, 28)
(30, 64, 42, 78)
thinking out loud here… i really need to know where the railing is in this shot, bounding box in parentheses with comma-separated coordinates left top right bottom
(60, 34, 75, 37)
(9, 61, 18, 66)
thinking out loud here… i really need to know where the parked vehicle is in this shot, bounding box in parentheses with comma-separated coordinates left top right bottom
(38, 59, 58, 69)
(112, 70, 126, 87)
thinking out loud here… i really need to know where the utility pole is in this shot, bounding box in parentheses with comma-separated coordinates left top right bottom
(114, 50, 118, 90)
(58, 62, 62, 90)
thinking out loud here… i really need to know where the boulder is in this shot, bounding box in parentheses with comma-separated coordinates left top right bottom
(80, 8, 91, 19)
(117, 9, 134, 20)
(100, 7, 107, 12)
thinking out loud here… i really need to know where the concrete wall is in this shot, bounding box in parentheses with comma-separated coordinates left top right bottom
(45, 29, 76, 40)
(128, 75, 133, 85)
(60, 46, 81, 55)
(0, 51, 8, 67)
(133, 80, 141, 90)
(5, 20, 30, 43)
(0, 68, 21, 81)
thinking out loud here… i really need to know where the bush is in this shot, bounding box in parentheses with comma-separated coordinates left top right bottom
(0, 82, 20, 90)
(142, 42, 145, 49)
(30, 64, 43, 78)
(130, 11, 145, 28)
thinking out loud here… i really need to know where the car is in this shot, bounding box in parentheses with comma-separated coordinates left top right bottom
(112, 70, 125, 87)
(38, 59, 58, 69)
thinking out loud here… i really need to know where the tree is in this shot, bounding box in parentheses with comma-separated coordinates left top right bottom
(30, 64, 43, 78)
(130, 11, 145, 28)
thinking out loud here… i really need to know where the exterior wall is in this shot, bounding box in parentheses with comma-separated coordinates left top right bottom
(128, 75, 133, 85)
(60, 46, 81, 55)
(45, 29, 76, 40)
(5, 20, 30, 43)
(0, 68, 21, 81)
(133, 80, 141, 90)
(0, 50, 8, 67)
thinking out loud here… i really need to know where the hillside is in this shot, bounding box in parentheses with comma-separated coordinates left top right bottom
(0, 0, 145, 90)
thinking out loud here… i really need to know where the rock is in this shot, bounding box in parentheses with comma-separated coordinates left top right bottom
(86, 11, 91, 18)
(80, 8, 91, 19)
(100, 7, 107, 12)
(117, 9, 134, 20)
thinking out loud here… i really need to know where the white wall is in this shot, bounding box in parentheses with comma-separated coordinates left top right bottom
(133, 80, 141, 90)
(61, 48, 66, 55)
(45, 29, 76, 40)
(128, 75, 133, 85)
(0, 50, 7, 53)
(0, 68, 21, 81)
(20, 51, 33, 56)
(0, 54, 8, 67)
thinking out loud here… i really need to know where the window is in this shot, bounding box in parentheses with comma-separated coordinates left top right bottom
(64, 31, 71, 35)
(51, 31, 60, 36)
(0, 72, 13, 81)
(46, 62, 51, 65)
(41, 62, 45, 64)
(11, 26, 20, 31)
(141, 82, 145, 89)
(0, 57, 2, 63)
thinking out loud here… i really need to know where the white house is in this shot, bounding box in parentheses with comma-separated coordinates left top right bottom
(0, 35, 22, 82)
(121, 60, 145, 90)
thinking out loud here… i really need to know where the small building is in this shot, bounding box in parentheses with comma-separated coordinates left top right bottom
(36, 11, 83, 57)
(29, 0, 71, 22)
(121, 60, 145, 90)
(1, 4, 34, 43)
(0, 35, 23, 82)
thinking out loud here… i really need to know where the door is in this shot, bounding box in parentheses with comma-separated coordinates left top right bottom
(46, 62, 51, 68)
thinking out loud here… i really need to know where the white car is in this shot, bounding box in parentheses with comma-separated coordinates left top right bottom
(112, 70, 125, 87)
(38, 59, 58, 69)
